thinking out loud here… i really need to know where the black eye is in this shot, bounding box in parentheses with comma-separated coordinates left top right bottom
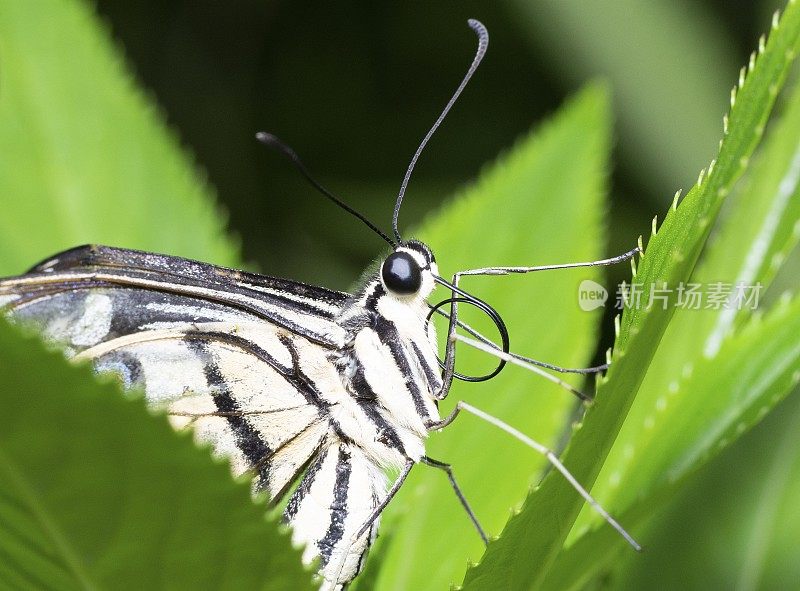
(381, 251, 422, 295)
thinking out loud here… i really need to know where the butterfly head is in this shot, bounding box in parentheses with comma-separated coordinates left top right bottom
(380, 240, 438, 301)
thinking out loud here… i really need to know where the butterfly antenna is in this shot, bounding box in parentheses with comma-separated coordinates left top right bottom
(256, 132, 395, 246)
(391, 19, 489, 243)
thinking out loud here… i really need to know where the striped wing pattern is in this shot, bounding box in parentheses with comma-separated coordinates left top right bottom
(1, 244, 443, 589)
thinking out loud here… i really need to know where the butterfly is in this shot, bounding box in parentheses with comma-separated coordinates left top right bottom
(0, 19, 640, 590)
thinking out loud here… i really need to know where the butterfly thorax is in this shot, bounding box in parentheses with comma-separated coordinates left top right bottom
(329, 248, 443, 470)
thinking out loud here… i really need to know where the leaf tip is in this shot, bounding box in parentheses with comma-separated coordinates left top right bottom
(671, 190, 681, 211)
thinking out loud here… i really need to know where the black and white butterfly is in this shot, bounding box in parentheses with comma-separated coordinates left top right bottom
(0, 20, 640, 590)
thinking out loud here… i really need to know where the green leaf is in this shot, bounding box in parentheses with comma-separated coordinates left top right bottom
(608, 390, 800, 590)
(0, 0, 240, 274)
(581, 74, 800, 535)
(540, 295, 800, 590)
(463, 3, 800, 589)
(621, 295, 800, 500)
(372, 84, 611, 590)
(0, 319, 315, 590)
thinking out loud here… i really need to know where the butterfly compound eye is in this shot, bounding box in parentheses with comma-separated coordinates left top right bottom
(382, 251, 422, 295)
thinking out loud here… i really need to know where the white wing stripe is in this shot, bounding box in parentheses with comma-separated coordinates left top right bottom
(242, 283, 340, 315)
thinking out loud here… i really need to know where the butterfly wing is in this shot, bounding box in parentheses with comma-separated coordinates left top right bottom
(86, 325, 335, 498)
(1, 245, 393, 586)
(0, 245, 351, 499)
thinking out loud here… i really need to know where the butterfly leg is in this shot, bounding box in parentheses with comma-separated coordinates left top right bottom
(432, 248, 643, 400)
(421, 456, 487, 544)
(433, 246, 642, 394)
(355, 458, 414, 539)
(457, 246, 640, 277)
(433, 269, 495, 400)
(426, 401, 641, 551)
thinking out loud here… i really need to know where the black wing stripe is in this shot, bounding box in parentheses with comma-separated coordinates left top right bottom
(15, 267, 337, 319)
(318, 445, 351, 566)
(181, 331, 331, 497)
(183, 331, 330, 412)
(265, 433, 327, 506)
(4, 273, 341, 347)
(186, 339, 272, 487)
(284, 444, 328, 521)
(277, 334, 333, 409)
(104, 289, 248, 337)
(29, 244, 348, 308)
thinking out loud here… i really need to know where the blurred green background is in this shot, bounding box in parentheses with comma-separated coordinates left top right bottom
(90, 0, 778, 285)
